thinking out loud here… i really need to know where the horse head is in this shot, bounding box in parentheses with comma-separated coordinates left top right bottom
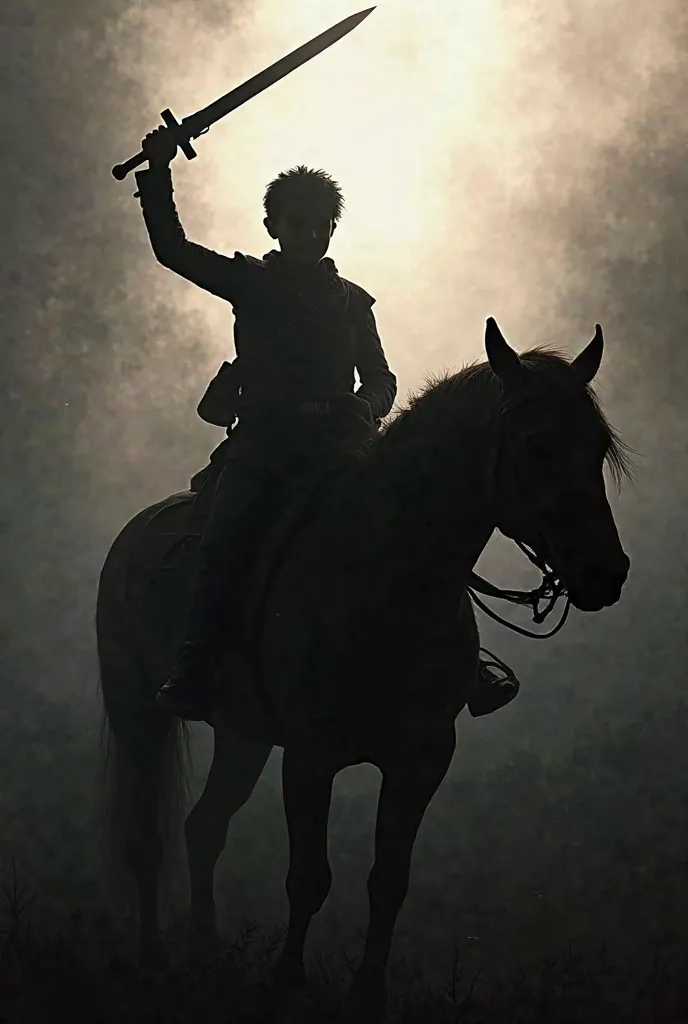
(485, 317, 631, 612)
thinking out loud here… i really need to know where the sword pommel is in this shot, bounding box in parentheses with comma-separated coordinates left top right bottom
(112, 161, 133, 181)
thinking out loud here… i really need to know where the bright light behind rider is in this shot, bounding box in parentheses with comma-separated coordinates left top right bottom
(206, 0, 508, 265)
(118, 0, 676, 385)
(123, 0, 511, 359)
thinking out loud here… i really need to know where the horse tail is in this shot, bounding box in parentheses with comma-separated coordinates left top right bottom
(94, 510, 193, 915)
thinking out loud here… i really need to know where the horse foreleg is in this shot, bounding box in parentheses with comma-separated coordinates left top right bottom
(347, 727, 457, 1022)
(273, 742, 337, 992)
(184, 719, 272, 960)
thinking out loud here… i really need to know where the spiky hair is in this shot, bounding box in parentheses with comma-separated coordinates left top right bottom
(263, 165, 345, 223)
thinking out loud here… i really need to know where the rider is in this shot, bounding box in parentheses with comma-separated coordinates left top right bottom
(134, 126, 516, 721)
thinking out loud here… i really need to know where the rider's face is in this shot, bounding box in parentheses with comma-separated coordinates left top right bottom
(265, 194, 336, 265)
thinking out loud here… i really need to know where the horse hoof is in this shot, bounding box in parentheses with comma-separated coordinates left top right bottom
(139, 939, 169, 973)
(344, 977, 387, 1024)
(187, 927, 223, 963)
(271, 987, 315, 1024)
(272, 953, 307, 994)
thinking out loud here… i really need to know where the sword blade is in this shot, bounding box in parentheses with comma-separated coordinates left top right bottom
(183, 7, 375, 138)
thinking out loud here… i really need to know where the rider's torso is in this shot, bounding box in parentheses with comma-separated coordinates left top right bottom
(232, 253, 370, 407)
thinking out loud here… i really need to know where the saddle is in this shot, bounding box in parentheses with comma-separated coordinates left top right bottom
(145, 461, 336, 640)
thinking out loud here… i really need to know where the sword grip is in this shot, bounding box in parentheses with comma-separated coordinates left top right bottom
(111, 108, 197, 181)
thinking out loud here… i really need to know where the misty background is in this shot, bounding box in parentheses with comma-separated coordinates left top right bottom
(1, 0, 686, 988)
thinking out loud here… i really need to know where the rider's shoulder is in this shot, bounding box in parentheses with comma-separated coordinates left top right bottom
(339, 276, 376, 311)
(328, 261, 375, 311)
(228, 253, 275, 297)
(231, 251, 269, 271)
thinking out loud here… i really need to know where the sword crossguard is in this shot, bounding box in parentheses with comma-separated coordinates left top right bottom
(110, 107, 197, 181)
(160, 108, 198, 161)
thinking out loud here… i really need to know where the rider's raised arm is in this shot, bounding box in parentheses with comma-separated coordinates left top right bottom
(354, 304, 397, 422)
(134, 165, 249, 303)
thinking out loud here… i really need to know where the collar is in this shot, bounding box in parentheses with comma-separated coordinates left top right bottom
(262, 249, 339, 277)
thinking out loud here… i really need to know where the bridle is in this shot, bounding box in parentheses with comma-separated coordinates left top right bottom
(467, 404, 572, 642)
(468, 540, 571, 640)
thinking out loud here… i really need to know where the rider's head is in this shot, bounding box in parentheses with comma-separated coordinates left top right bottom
(263, 165, 344, 266)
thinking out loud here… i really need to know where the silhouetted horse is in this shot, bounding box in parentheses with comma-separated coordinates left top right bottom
(97, 319, 631, 1022)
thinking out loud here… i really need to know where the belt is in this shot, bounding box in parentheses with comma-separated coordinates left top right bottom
(239, 398, 343, 419)
(297, 399, 332, 415)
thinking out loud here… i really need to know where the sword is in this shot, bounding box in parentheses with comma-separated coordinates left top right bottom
(112, 7, 375, 180)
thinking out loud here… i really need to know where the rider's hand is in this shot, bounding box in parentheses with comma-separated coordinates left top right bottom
(141, 126, 178, 169)
(352, 394, 374, 424)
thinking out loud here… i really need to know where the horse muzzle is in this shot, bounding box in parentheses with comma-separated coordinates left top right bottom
(565, 553, 630, 612)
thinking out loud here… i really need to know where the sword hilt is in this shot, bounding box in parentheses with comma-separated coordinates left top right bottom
(160, 108, 198, 160)
(111, 108, 198, 181)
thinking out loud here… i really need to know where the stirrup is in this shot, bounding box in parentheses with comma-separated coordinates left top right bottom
(478, 647, 517, 684)
(467, 648, 521, 718)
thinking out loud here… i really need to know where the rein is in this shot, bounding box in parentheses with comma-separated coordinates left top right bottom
(467, 541, 571, 640)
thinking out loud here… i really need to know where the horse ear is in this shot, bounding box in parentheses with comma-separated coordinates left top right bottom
(485, 317, 524, 387)
(570, 323, 604, 384)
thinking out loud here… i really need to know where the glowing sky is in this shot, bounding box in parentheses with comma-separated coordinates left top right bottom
(109, 0, 681, 392)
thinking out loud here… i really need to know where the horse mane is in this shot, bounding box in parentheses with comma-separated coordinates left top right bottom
(376, 346, 635, 490)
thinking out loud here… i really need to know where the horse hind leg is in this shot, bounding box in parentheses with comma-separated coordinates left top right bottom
(346, 727, 456, 1023)
(184, 719, 272, 961)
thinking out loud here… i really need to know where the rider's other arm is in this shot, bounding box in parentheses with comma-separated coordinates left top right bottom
(134, 166, 249, 302)
(197, 359, 241, 428)
(354, 306, 397, 422)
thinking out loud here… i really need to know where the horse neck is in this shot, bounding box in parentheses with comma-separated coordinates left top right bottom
(363, 373, 501, 596)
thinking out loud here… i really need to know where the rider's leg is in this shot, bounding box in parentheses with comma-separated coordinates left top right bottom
(155, 454, 270, 720)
